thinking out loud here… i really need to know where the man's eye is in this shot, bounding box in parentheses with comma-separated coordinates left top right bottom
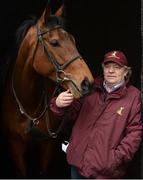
(105, 65, 110, 68)
(114, 66, 120, 69)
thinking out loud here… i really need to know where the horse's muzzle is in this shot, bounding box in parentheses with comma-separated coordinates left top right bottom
(81, 77, 94, 97)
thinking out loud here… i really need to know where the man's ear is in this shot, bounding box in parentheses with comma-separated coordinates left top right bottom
(101, 63, 104, 69)
(124, 68, 129, 77)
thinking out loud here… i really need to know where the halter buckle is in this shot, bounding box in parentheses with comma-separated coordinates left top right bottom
(50, 132, 57, 138)
(33, 119, 39, 125)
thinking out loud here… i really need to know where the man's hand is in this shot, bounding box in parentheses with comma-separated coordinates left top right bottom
(56, 89, 74, 108)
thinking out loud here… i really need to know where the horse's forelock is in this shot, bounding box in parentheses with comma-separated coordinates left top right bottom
(47, 15, 64, 28)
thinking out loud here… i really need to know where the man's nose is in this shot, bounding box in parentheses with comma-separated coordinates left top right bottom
(108, 67, 115, 72)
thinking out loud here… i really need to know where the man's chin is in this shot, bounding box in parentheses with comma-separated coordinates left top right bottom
(106, 80, 116, 84)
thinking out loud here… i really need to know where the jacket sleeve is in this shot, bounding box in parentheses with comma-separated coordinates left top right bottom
(115, 92, 143, 163)
(50, 97, 83, 122)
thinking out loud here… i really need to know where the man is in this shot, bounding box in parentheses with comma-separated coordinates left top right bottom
(50, 51, 142, 178)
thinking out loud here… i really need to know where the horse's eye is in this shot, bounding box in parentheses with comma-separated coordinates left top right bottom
(50, 39, 60, 47)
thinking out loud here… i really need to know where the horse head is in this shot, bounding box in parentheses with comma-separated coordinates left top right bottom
(30, 4, 94, 98)
(14, 3, 93, 98)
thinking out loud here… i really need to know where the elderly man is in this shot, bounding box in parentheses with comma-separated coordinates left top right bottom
(50, 51, 142, 179)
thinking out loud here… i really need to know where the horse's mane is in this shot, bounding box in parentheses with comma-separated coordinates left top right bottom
(16, 16, 37, 48)
(0, 16, 38, 104)
(16, 15, 64, 49)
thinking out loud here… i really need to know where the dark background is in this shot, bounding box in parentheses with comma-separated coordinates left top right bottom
(0, 0, 142, 178)
(0, 0, 141, 88)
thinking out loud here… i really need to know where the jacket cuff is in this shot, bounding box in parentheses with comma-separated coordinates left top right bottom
(50, 97, 65, 116)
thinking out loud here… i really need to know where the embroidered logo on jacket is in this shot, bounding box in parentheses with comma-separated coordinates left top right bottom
(116, 106, 124, 116)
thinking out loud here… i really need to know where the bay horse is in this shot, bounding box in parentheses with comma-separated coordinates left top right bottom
(1, 4, 94, 178)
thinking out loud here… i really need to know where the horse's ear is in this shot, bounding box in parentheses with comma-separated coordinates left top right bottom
(38, 4, 51, 26)
(55, 5, 64, 18)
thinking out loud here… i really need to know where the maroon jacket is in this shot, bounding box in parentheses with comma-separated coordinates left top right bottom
(50, 78, 142, 178)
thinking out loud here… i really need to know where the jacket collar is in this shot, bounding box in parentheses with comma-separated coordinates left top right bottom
(94, 76, 128, 99)
(103, 80, 125, 93)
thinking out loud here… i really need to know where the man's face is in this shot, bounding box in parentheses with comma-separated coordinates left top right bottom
(102, 62, 128, 86)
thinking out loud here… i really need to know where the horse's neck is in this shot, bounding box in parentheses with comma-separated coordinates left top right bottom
(13, 61, 54, 114)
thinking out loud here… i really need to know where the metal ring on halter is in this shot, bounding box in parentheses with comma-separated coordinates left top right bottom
(50, 132, 57, 138)
(33, 119, 39, 125)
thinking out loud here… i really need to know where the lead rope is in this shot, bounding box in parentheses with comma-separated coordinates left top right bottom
(43, 80, 66, 139)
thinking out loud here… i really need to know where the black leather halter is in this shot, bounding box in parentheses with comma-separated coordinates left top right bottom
(33, 25, 82, 83)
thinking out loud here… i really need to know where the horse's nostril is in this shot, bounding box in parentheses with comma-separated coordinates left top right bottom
(81, 78, 90, 90)
(81, 77, 94, 96)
